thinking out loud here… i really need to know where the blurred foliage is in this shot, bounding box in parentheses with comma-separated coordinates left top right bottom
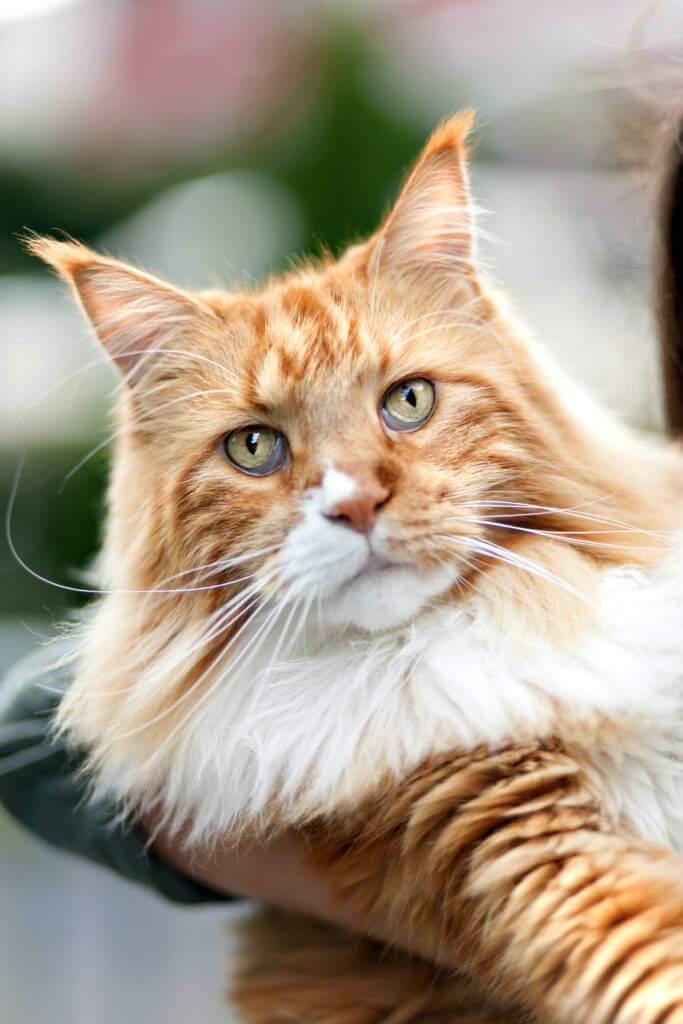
(0, 34, 446, 615)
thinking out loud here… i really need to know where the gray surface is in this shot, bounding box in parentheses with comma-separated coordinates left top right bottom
(0, 619, 48, 676)
(0, 620, 243, 1024)
(0, 815, 241, 1023)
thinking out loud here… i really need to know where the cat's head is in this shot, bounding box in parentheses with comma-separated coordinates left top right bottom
(29, 113, 675, 640)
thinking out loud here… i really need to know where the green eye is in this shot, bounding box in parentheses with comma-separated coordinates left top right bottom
(224, 426, 286, 475)
(381, 378, 436, 431)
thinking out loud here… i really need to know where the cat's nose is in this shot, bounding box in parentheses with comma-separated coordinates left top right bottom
(326, 482, 391, 533)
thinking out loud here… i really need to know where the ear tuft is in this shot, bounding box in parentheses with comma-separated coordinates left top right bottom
(26, 235, 215, 384)
(23, 235, 103, 282)
(421, 109, 476, 160)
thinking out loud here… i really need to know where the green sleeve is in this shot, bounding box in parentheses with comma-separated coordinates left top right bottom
(0, 638, 233, 905)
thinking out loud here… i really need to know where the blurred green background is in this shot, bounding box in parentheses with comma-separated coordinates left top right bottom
(1, 1, 682, 1021)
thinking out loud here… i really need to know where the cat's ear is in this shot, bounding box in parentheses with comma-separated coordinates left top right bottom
(370, 111, 477, 291)
(26, 237, 215, 383)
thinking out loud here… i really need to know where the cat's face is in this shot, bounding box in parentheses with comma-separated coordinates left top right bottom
(30, 112, 663, 645)
(119, 270, 507, 634)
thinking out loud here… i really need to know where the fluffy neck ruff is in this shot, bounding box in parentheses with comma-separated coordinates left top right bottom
(59, 539, 683, 851)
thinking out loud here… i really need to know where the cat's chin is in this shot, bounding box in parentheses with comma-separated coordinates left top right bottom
(321, 562, 458, 633)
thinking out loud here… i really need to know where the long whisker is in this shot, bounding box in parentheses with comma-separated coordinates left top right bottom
(50, 571, 276, 703)
(451, 548, 570, 620)
(392, 304, 483, 340)
(16, 352, 116, 427)
(118, 550, 357, 755)
(59, 434, 114, 491)
(452, 498, 674, 539)
(449, 515, 669, 553)
(7, 458, 282, 598)
(58, 382, 242, 492)
(58, 385, 241, 491)
(149, 544, 282, 588)
(113, 346, 241, 390)
(438, 532, 597, 607)
(132, 586, 294, 762)
(103, 600, 266, 742)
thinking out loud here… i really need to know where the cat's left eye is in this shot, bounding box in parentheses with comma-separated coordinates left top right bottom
(223, 426, 286, 476)
(381, 378, 436, 432)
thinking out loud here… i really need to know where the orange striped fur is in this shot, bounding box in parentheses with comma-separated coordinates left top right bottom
(27, 114, 683, 1021)
(235, 740, 683, 1023)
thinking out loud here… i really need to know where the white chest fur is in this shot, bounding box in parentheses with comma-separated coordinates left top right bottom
(125, 544, 683, 849)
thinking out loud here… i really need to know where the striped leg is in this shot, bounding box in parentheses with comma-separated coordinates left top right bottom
(308, 743, 683, 1024)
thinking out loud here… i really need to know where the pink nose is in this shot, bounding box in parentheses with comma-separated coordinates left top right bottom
(327, 482, 391, 533)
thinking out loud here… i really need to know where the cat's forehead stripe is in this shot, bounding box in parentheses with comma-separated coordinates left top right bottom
(237, 288, 375, 411)
(273, 293, 354, 376)
(279, 284, 339, 336)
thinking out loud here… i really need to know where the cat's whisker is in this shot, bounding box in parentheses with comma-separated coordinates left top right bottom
(156, 558, 342, 729)
(150, 565, 285, 667)
(437, 532, 597, 607)
(392, 314, 496, 358)
(138, 588, 297, 769)
(453, 498, 614, 521)
(448, 515, 671, 553)
(59, 434, 115, 491)
(105, 590, 269, 709)
(452, 493, 651, 528)
(7, 460, 283, 599)
(134, 569, 261, 624)
(396, 293, 518, 360)
(149, 543, 283, 589)
(260, 588, 305, 682)
(58, 578, 271, 704)
(59, 383, 246, 492)
(393, 305, 488, 344)
(392, 302, 485, 340)
(131, 385, 240, 417)
(450, 549, 563, 619)
(454, 498, 675, 539)
(110, 346, 241, 391)
(64, 560, 286, 706)
(14, 351, 117, 429)
(105, 602, 266, 745)
(155, 559, 252, 587)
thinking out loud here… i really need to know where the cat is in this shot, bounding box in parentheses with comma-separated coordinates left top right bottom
(29, 111, 683, 1023)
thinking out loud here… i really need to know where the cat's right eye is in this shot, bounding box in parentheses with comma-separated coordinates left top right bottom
(223, 426, 287, 476)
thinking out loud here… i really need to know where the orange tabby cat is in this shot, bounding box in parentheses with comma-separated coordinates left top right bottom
(30, 113, 683, 1023)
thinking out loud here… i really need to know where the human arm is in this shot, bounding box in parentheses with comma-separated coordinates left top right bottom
(0, 639, 226, 905)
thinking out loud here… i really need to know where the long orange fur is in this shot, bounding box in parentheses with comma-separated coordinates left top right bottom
(27, 114, 683, 1022)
